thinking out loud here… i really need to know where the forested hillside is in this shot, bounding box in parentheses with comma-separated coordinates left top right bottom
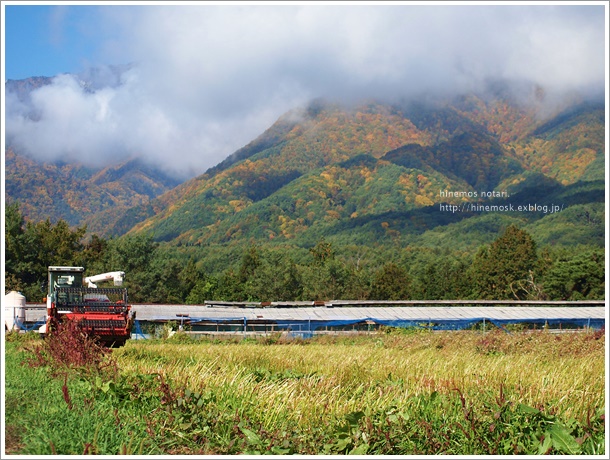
(121, 95, 604, 248)
(4, 148, 181, 234)
(5, 201, 604, 304)
(4, 82, 605, 304)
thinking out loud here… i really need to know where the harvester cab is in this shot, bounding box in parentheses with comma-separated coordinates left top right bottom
(47, 266, 85, 308)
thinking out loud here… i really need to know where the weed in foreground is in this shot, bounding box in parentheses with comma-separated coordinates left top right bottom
(25, 318, 117, 379)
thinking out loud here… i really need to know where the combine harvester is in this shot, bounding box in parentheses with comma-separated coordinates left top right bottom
(39, 266, 135, 347)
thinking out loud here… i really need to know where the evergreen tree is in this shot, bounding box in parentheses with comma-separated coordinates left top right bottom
(369, 262, 411, 300)
(416, 258, 472, 300)
(186, 275, 219, 304)
(107, 235, 158, 302)
(4, 203, 30, 294)
(4, 203, 88, 300)
(470, 225, 538, 299)
(247, 251, 303, 301)
(238, 244, 261, 283)
(543, 249, 605, 300)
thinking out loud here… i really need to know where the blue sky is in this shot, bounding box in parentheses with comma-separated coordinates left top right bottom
(3, 3, 607, 178)
(4, 5, 108, 79)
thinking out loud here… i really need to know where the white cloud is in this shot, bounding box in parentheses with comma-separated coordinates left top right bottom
(5, 4, 606, 179)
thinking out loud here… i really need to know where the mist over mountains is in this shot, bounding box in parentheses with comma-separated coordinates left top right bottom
(4, 5, 605, 180)
(5, 69, 605, 249)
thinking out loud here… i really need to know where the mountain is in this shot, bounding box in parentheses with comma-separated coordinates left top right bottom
(4, 148, 181, 234)
(4, 73, 604, 253)
(4, 67, 183, 234)
(5, 65, 130, 96)
(118, 93, 604, 248)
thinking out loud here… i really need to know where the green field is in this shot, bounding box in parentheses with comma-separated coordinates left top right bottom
(4, 328, 605, 455)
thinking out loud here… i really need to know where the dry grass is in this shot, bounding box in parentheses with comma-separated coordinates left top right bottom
(115, 329, 605, 426)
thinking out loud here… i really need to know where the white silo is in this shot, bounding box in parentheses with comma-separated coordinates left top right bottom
(4, 291, 26, 331)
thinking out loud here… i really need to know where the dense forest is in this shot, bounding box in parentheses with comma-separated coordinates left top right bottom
(5, 203, 604, 304)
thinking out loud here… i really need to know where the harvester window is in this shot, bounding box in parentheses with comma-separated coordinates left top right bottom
(54, 276, 82, 304)
(56, 275, 76, 287)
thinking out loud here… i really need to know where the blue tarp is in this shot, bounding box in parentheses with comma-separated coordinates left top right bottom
(275, 316, 604, 332)
(138, 316, 604, 331)
(129, 314, 604, 339)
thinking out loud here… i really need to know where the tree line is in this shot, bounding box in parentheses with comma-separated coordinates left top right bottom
(4, 203, 604, 304)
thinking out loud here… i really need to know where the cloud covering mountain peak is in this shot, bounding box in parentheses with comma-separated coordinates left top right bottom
(5, 4, 605, 179)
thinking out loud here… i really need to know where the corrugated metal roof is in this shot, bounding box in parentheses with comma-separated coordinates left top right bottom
(131, 304, 605, 323)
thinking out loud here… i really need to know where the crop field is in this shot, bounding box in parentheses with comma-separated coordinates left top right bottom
(3, 326, 606, 455)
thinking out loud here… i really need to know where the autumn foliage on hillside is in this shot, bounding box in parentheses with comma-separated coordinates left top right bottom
(120, 97, 603, 245)
(5, 94, 605, 307)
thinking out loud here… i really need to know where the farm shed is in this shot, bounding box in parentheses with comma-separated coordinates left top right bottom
(130, 300, 605, 337)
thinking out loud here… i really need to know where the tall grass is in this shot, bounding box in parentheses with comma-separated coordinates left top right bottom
(117, 330, 603, 421)
(4, 328, 605, 455)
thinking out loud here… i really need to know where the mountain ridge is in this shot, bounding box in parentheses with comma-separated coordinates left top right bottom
(4, 76, 605, 251)
(118, 94, 603, 245)
(4, 148, 181, 234)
